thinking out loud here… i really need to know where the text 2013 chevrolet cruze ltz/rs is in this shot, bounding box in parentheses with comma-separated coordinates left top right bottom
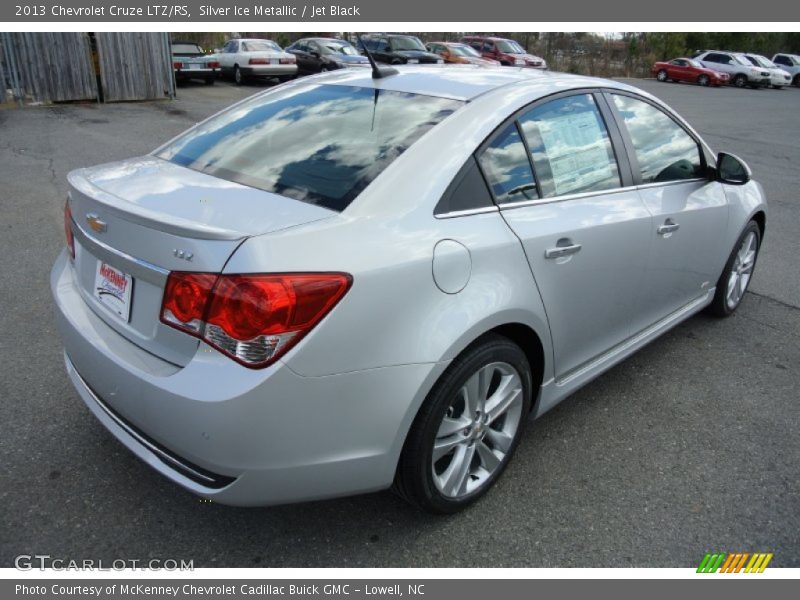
(52, 66, 766, 513)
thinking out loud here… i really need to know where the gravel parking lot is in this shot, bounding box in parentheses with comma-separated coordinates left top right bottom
(1, 77, 798, 568)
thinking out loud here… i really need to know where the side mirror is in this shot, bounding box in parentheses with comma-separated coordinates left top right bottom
(310, 51, 320, 58)
(716, 152, 751, 185)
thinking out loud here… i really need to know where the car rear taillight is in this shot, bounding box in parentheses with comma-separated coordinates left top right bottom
(207, 61, 220, 68)
(64, 201, 75, 260)
(279, 57, 296, 64)
(173, 61, 183, 69)
(160, 272, 352, 368)
(249, 58, 269, 65)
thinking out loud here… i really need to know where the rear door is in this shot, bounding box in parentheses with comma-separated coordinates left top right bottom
(606, 92, 728, 332)
(480, 91, 652, 380)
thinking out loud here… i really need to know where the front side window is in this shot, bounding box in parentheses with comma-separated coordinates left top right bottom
(518, 94, 621, 197)
(157, 85, 463, 212)
(478, 123, 538, 204)
(612, 94, 703, 184)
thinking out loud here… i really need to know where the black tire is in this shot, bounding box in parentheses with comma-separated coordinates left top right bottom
(656, 69, 668, 82)
(394, 334, 533, 514)
(733, 74, 747, 88)
(204, 77, 215, 86)
(234, 65, 243, 86)
(794, 74, 800, 87)
(706, 221, 761, 318)
(698, 74, 710, 86)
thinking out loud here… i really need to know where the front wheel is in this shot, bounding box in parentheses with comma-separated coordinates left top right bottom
(707, 221, 761, 317)
(656, 69, 668, 82)
(733, 74, 747, 88)
(394, 334, 532, 513)
(698, 74, 710, 86)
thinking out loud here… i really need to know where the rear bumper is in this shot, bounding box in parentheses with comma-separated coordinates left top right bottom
(175, 68, 217, 79)
(51, 250, 446, 506)
(239, 64, 298, 77)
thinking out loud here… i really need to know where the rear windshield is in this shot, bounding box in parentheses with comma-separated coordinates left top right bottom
(172, 43, 204, 54)
(157, 84, 463, 211)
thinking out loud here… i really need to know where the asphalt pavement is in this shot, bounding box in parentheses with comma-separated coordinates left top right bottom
(0, 77, 797, 568)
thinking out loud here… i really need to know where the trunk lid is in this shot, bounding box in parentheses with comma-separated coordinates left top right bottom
(67, 156, 334, 366)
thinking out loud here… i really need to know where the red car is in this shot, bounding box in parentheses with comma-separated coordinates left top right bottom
(651, 57, 729, 86)
(461, 35, 546, 69)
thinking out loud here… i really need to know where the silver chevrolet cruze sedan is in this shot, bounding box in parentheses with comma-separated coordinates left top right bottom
(52, 66, 766, 513)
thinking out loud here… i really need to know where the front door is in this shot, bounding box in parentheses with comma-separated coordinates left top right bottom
(607, 92, 728, 332)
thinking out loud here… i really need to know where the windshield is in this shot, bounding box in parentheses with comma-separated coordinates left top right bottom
(173, 43, 204, 54)
(733, 54, 754, 66)
(752, 55, 775, 68)
(449, 44, 481, 57)
(242, 40, 280, 52)
(157, 85, 463, 212)
(390, 36, 427, 51)
(323, 42, 358, 56)
(686, 58, 702, 68)
(496, 40, 525, 53)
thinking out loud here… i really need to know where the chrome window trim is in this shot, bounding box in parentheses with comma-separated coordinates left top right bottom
(496, 177, 709, 211)
(435, 205, 499, 219)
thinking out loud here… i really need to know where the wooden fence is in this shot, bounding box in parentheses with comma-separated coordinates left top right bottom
(0, 32, 174, 105)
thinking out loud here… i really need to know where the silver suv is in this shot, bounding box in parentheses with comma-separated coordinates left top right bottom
(695, 50, 771, 88)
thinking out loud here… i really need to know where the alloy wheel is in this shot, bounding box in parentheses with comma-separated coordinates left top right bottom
(431, 362, 524, 499)
(726, 231, 757, 310)
(657, 70, 668, 82)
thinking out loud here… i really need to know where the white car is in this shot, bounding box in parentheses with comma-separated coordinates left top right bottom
(695, 50, 771, 88)
(215, 38, 298, 85)
(743, 54, 791, 89)
(772, 53, 800, 86)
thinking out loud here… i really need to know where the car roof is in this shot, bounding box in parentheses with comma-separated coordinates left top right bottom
(462, 35, 512, 41)
(304, 64, 638, 102)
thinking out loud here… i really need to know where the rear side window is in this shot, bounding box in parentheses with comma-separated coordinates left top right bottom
(477, 123, 538, 204)
(518, 94, 621, 197)
(158, 85, 463, 211)
(612, 94, 703, 184)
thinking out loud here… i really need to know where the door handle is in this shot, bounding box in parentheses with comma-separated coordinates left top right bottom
(545, 242, 582, 259)
(657, 220, 680, 235)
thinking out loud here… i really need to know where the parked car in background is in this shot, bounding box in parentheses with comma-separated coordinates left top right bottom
(216, 38, 297, 85)
(286, 37, 370, 73)
(54, 66, 765, 513)
(171, 41, 219, 85)
(651, 57, 729, 86)
(461, 36, 546, 69)
(359, 34, 443, 65)
(771, 53, 800, 86)
(742, 54, 791, 88)
(694, 50, 771, 88)
(426, 42, 500, 66)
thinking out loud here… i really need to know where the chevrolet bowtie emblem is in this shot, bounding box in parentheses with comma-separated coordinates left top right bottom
(86, 213, 107, 233)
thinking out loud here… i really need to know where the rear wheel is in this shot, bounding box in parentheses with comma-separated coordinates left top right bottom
(234, 65, 243, 86)
(394, 334, 532, 513)
(698, 74, 710, 86)
(733, 74, 747, 88)
(656, 69, 668, 82)
(707, 221, 761, 317)
(204, 77, 215, 86)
